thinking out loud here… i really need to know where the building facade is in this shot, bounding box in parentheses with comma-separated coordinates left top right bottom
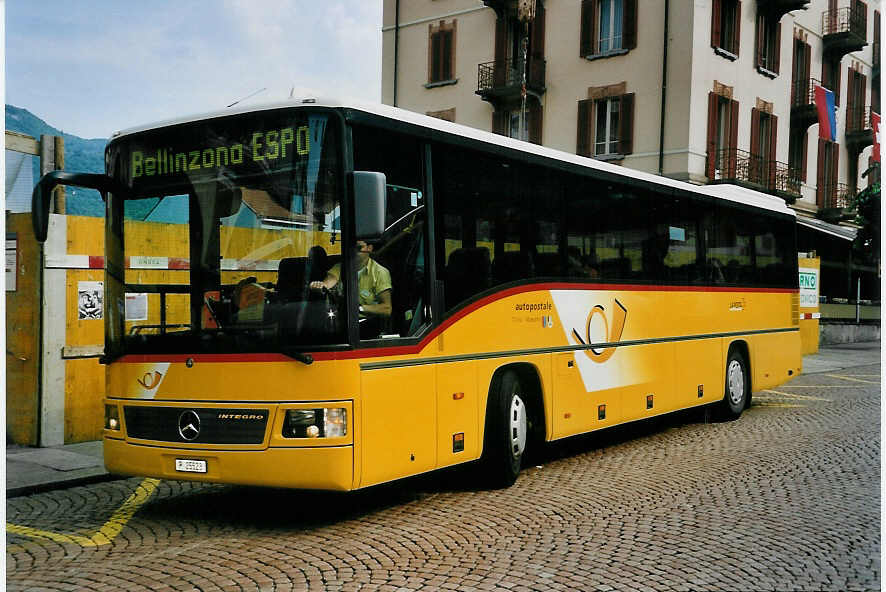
(381, 0, 881, 299)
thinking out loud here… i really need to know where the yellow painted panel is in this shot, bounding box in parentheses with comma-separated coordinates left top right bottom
(674, 338, 721, 409)
(6, 214, 41, 445)
(65, 358, 105, 443)
(435, 361, 479, 466)
(66, 216, 105, 254)
(359, 365, 435, 487)
(66, 269, 105, 347)
(747, 331, 802, 392)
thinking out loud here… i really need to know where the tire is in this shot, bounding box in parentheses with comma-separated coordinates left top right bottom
(482, 370, 528, 488)
(720, 349, 749, 420)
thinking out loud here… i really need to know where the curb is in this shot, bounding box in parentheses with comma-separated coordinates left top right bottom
(7, 473, 124, 499)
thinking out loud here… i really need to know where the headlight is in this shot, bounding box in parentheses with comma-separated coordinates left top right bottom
(284, 408, 347, 438)
(105, 404, 120, 431)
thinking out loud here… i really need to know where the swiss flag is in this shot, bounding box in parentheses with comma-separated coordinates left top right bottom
(873, 111, 881, 163)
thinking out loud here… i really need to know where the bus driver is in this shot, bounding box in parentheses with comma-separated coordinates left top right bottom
(310, 240, 392, 319)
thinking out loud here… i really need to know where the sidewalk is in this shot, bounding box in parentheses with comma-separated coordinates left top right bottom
(6, 341, 880, 498)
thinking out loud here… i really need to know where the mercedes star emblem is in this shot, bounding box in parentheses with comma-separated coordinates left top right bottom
(178, 410, 201, 441)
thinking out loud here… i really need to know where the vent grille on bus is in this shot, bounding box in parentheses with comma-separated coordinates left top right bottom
(791, 294, 800, 326)
(124, 406, 269, 444)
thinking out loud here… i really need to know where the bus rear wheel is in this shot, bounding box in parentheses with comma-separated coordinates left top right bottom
(720, 349, 749, 420)
(482, 370, 527, 488)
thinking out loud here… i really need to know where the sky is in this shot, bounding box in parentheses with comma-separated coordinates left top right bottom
(5, 0, 384, 139)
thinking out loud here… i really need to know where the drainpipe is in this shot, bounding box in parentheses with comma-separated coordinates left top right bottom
(658, 0, 670, 175)
(394, 0, 400, 107)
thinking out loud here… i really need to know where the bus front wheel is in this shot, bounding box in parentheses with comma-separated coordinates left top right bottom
(720, 349, 749, 420)
(482, 370, 527, 488)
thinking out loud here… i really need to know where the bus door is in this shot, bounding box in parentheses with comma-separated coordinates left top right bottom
(350, 124, 440, 486)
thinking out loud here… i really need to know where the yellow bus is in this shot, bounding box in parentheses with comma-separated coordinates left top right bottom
(33, 98, 801, 490)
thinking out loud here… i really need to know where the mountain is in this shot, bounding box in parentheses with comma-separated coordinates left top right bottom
(6, 105, 107, 216)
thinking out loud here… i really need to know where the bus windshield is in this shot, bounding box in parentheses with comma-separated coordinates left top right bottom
(104, 110, 345, 356)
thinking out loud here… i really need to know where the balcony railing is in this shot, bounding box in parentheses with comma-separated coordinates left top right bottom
(822, 6, 866, 37)
(846, 105, 872, 133)
(822, 183, 856, 209)
(791, 77, 822, 108)
(821, 6, 867, 56)
(477, 57, 546, 99)
(710, 148, 802, 200)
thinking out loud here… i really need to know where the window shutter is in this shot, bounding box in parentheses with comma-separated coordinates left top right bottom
(529, 103, 543, 145)
(734, 1, 742, 56)
(580, 0, 595, 57)
(430, 29, 442, 82)
(801, 131, 808, 182)
(836, 63, 842, 106)
(619, 93, 635, 155)
(623, 0, 638, 50)
(729, 99, 740, 177)
(803, 41, 811, 87)
(816, 138, 826, 206)
(577, 99, 593, 156)
(493, 110, 508, 136)
(773, 22, 781, 75)
(755, 15, 764, 69)
(706, 93, 719, 178)
(750, 108, 761, 157)
(769, 113, 779, 187)
(832, 144, 840, 207)
(531, 1, 546, 59)
(712, 0, 722, 49)
(442, 29, 454, 80)
(494, 18, 508, 86)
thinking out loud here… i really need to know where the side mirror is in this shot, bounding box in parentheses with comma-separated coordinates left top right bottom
(31, 171, 121, 242)
(352, 171, 386, 241)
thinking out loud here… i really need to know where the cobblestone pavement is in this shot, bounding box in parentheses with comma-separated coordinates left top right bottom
(7, 364, 880, 592)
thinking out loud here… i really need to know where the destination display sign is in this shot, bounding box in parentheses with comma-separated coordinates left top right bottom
(131, 125, 311, 180)
(114, 110, 335, 194)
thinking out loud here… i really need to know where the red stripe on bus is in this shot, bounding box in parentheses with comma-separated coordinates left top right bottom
(116, 282, 798, 365)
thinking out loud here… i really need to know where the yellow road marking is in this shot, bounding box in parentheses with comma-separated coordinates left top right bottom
(6, 478, 160, 552)
(779, 385, 859, 388)
(763, 390, 831, 401)
(825, 374, 880, 385)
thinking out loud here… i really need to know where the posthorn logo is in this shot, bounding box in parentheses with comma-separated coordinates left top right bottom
(137, 371, 163, 390)
(571, 299, 628, 363)
(178, 410, 201, 441)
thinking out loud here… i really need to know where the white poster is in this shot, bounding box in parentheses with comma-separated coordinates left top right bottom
(125, 293, 149, 321)
(6, 238, 17, 292)
(78, 281, 104, 320)
(798, 267, 819, 309)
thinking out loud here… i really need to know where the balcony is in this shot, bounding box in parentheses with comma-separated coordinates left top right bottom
(822, 7, 867, 59)
(846, 105, 874, 152)
(757, 0, 810, 21)
(791, 76, 822, 130)
(709, 148, 802, 203)
(819, 183, 856, 222)
(476, 57, 547, 103)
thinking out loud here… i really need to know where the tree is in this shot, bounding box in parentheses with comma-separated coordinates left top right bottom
(852, 164, 880, 267)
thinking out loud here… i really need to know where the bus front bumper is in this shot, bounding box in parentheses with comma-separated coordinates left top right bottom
(103, 438, 355, 491)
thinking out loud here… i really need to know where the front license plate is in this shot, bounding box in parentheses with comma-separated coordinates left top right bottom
(175, 459, 207, 473)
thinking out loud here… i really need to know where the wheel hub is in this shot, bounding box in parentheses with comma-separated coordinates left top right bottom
(510, 394, 527, 458)
(727, 359, 745, 406)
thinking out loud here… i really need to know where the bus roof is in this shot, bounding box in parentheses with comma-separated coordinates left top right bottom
(112, 96, 796, 218)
